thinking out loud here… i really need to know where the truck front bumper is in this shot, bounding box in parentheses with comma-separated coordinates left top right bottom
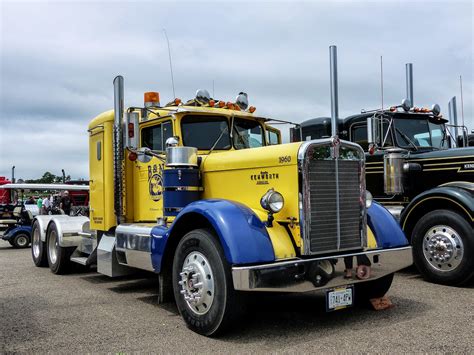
(232, 246, 412, 292)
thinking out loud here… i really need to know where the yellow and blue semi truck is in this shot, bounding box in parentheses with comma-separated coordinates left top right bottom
(30, 49, 412, 336)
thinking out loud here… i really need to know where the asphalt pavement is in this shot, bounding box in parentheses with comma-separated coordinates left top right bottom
(1, 240, 473, 353)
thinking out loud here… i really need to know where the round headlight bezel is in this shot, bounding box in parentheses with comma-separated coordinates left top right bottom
(260, 189, 284, 213)
(366, 190, 373, 209)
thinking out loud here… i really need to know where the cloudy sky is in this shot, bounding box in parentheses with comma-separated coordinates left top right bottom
(0, 0, 472, 180)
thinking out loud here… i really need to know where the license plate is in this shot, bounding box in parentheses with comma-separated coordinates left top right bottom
(326, 286, 353, 311)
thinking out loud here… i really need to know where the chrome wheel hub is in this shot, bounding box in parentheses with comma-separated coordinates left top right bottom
(32, 228, 41, 258)
(179, 251, 214, 315)
(48, 230, 58, 265)
(17, 235, 28, 247)
(423, 225, 463, 272)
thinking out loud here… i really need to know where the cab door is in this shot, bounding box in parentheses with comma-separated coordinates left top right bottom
(133, 120, 173, 222)
(89, 130, 105, 230)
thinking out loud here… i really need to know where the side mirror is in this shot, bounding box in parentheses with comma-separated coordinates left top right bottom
(136, 147, 152, 163)
(367, 115, 375, 147)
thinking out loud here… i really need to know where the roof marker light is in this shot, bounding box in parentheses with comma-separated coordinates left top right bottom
(144, 92, 160, 107)
(248, 106, 256, 113)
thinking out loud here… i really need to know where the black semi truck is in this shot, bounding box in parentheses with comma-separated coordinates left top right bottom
(292, 103, 473, 286)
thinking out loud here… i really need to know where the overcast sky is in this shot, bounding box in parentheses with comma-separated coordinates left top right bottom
(0, 0, 472, 180)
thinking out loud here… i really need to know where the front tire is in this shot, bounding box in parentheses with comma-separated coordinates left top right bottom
(172, 229, 243, 336)
(12, 233, 30, 248)
(31, 221, 48, 267)
(412, 209, 474, 286)
(46, 222, 73, 274)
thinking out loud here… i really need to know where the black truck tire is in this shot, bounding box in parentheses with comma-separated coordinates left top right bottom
(412, 209, 474, 286)
(172, 228, 244, 336)
(355, 273, 394, 304)
(31, 220, 48, 267)
(12, 233, 30, 248)
(46, 222, 74, 274)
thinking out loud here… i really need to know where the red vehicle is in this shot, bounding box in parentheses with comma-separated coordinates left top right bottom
(0, 177, 12, 205)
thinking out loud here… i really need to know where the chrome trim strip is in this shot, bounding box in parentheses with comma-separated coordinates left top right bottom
(232, 246, 412, 292)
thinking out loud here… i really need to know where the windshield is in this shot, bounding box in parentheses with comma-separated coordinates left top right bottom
(393, 118, 448, 149)
(181, 115, 231, 150)
(233, 118, 265, 149)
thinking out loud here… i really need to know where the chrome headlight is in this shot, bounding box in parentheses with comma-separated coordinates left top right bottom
(366, 190, 373, 209)
(260, 189, 284, 213)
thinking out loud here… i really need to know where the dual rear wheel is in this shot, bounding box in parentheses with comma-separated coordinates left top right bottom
(32, 220, 73, 274)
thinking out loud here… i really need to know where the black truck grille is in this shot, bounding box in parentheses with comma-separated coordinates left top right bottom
(306, 159, 362, 254)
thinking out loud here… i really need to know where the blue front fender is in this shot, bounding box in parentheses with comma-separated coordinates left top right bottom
(2, 225, 32, 241)
(367, 202, 408, 248)
(151, 199, 275, 272)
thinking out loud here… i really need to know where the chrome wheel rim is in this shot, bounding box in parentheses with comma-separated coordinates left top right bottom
(423, 225, 464, 272)
(17, 235, 28, 247)
(32, 228, 41, 258)
(48, 230, 58, 265)
(179, 251, 215, 315)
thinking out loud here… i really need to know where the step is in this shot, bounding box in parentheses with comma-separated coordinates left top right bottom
(70, 256, 89, 265)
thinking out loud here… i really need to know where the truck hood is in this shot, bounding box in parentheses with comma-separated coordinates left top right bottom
(201, 142, 302, 172)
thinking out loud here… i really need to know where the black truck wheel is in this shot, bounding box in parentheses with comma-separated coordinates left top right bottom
(412, 209, 474, 286)
(12, 233, 30, 248)
(355, 273, 394, 304)
(46, 222, 73, 274)
(31, 220, 48, 267)
(172, 229, 244, 336)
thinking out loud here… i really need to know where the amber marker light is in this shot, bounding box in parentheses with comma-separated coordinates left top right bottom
(174, 98, 182, 105)
(218, 101, 225, 108)
(248, 106, 256, 113)
(144, 92, 160, 107)
(226, 102, 235, 110)
(209, 99, 215, 107)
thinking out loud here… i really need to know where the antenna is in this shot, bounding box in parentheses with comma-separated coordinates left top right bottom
(212, 80, 215, 98)
(460, 75, 465, 128)
(380, 56, 384, 110)
(162, 29, 176, 98)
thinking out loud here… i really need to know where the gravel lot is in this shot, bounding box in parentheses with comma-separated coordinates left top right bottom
(0, 239, 472, 353)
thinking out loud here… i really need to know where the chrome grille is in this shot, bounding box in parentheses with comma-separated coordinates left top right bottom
(305, 158, 363, 254)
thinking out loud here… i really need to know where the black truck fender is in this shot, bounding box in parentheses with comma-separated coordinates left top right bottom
(400, 183, 474, 240)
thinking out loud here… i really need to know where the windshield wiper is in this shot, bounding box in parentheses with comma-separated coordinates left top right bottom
(395, 127, 418, 151)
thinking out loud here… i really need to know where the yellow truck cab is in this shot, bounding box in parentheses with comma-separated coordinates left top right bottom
(30, 47, 412, 336)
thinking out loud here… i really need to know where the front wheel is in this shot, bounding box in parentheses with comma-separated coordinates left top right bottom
(31, 221, 48, 267)
(412, 209, 474, 286)
(12, 233, 30, 248)
(172, 229, 244, 336)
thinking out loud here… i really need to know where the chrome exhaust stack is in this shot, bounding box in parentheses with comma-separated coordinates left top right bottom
(405, 63, 414, 107)
(448, 96, 459, 142)
(329, 45, 339, 138)
(113, 76, 125, 224)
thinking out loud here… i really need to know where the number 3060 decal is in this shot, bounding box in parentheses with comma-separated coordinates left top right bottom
(279, 156, 291, 164)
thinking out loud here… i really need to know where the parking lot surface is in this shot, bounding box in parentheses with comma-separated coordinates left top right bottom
(1, 240, 473, 353)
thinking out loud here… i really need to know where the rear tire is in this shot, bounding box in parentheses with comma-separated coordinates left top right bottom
(31, 221, 48, 267)
(355, 273, 394, 304)
(12, 233, 30, 248)
(412, 209, 474, 286)
(172, 228, 244, 336)
(46, 222, 73, 274)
